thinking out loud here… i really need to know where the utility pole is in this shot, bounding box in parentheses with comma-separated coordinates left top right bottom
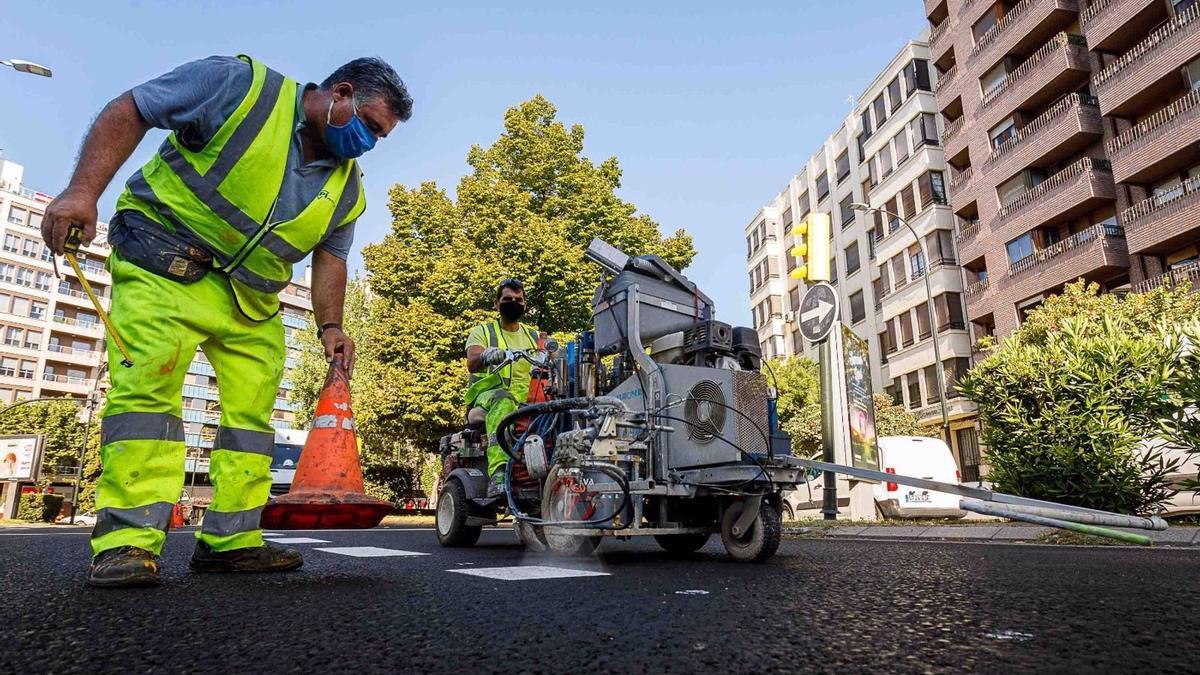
(71, 362, 106, 524)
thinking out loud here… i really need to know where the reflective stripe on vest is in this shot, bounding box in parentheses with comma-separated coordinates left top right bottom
(114, 55, 366, 321)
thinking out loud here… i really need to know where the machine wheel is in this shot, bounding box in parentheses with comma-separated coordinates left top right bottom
(654, 533, 712, 555)
(720, 499, 781, 563)
(782, 502, 795, 522)
(437, 479, 482, 547)
(541, 473, 602, 556)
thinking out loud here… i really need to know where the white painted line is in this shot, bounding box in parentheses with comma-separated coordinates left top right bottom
(261, 532, 286, 537)
(314, 547, 430, 558)
(264, 537, 330, 544)
(448, 565, 610, 581)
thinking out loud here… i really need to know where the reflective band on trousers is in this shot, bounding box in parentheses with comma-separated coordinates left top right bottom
(101, 412, 184, 445)
(201, 506, 265, 537)
(93, 502, 175, 539)
(215, 427, 274, 456)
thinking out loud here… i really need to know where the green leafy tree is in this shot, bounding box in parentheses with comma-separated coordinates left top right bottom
(357, 95, 697, 454)
(767, 356, 932, 456)
(0, 397, 101, 512)
(959, 282, 1197, 515)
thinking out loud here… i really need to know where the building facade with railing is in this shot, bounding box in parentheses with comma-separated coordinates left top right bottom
(0, 153, 314, 481)
(924, 0, 1200, 343)
(744, 39, 983, 479)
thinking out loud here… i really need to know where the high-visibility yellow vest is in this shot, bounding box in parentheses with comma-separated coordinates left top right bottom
(115, 55, 366, 321)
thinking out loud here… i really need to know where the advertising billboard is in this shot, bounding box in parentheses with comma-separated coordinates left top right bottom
(0, 435, 43, 481)
(840, 326, 880, 471)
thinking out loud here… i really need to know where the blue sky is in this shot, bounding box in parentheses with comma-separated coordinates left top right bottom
(1, 1, 925, 326)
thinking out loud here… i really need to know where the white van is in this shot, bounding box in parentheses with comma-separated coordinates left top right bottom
(873, 436, 965, 519)
(782, 436, 965, 520)
(268, 429, 308, 497)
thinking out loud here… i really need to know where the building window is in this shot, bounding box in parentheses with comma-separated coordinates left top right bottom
(839, 195, 856, 228)
(860, 109, 874, 139)
(3, 234, 19, 253)
(849, 290, 866, 324)
(916, 304, 932, 340)
(935, 292, 967, 330)
(872, 94, 887, 129)
(980, 61, 1008, 99)
(789, 287, 801, 312)
(815, 172, 830, 202)
(894, 130, 909, 165)
(19, 361, 35, 380)
(887, 76, 903, 112)
(830, 257, 839, 285)
(21, 239, 38, 259)
(919, 170, 948, 207)
(973, 10, 1000, 43)
(7, 207, 27, 226)
(911, 113, 940, 148)
(857, 133, 868, 163)
(29, 301, 45, 321)
(797, 192, 810, 220)
(0, 358, 15, 377)
(909, 243, 926, 278)
(923, 364, 940, 404)
(4, 327, 21, 347)
(989, 117, 1017, 150)
(906, 372, 922, 409)
(23, 330, 40, 350)
(945, 357, 971, 396)
(900, 184, 917, 218)
(879, 144, 893, 178)
(845, 241, 861, 276)
(892, 255, 907, 289)
(926, 229, 957, 266)
(1006, 232, 1035, 267)
(903, 59, 932, 95)
(835, 151, 851, 184)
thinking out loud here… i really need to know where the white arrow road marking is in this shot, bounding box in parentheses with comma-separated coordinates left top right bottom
(801, 299, 834, 325)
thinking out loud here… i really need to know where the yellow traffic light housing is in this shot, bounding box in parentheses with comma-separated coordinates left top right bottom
(788, 213, 831, 282)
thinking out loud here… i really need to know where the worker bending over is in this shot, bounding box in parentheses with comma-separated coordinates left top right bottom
(42, 55, 412, 587)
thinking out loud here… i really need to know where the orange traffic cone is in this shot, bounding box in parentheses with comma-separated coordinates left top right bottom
(260, 360, 392, 529)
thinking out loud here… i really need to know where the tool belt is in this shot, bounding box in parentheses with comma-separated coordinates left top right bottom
(108, 211, 213, 283)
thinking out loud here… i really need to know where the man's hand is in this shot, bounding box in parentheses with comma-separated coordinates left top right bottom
(43, 187, 99, 255)
(480, 346, 506, 367)
(321, 326, 355, 376)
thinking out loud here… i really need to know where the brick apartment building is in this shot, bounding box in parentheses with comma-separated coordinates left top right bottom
(924, 0, 1200, 340)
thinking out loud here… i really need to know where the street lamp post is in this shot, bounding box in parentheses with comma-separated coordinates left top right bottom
(1, 59, 53, 78)
(852, 203, 951, 442)
(71, 362, 107, 524)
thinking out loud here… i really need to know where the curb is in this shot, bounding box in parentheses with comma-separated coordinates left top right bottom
(783, 524, 1200, 546)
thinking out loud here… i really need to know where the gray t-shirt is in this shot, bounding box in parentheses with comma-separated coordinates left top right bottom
(124, 55, 355, 259)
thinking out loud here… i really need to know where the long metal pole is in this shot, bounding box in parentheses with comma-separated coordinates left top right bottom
(875, 208, 950, 441)
(71, 363, 105, 525)
(819, 336, 838, 520)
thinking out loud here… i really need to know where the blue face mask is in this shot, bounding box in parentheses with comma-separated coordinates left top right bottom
(324, 96, 377, 159)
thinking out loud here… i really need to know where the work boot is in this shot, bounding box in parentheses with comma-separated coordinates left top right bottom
(189, 540, 304, 573)
(486, 472, 506, 499)
(88, 546, 161, 588)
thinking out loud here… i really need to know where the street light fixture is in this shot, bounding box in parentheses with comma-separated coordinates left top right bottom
(851, 202, 951, 442)
(1, 59, 53, 78)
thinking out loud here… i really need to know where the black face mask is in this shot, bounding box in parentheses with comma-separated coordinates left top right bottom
(498, 300, 525, 322)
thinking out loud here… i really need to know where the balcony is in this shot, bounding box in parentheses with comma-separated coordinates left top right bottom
(983, 93, 1103, 182)
(930, 18, 951, 57)
(45, 342, 103, 366)
(1132, 262, 1200, 294)
(1093, 5, 1200, 117)
(964, 277, 990, 300)
(938, 63, 960, 97)
(1108, 88, 1200, 184)
(943, 115, 968, 162)
(1082, 0, 1166, 53)
(978, 33, 1091, 126)
(1007, 224, 1128, 279)
(955, 218, 981, 245)
(50, 315, 104, 336)
(995, 158, 1116, 240)
(1120, 173, 1200, 254)
(969, 0, 1080, 75)
(949, 165, 974, 197)
(56, 286, 111, 310)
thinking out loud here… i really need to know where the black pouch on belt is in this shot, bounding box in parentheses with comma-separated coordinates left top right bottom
(108, 211, 213, 283)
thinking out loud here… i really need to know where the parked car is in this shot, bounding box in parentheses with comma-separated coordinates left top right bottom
(782, 436, 965, 520)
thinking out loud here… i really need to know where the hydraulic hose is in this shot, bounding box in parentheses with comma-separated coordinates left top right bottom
(495, 396, 628, 461)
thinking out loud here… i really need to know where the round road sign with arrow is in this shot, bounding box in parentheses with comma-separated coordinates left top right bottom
(798, 282, 838, 343)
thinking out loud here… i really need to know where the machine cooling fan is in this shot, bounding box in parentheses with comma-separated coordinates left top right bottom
(684, 380, 726, 443)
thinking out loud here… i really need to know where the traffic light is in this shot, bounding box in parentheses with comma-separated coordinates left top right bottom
(789, 213, 831, 282)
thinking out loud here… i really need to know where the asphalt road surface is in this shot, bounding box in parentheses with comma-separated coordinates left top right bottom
(1, 526, 1195, 674)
